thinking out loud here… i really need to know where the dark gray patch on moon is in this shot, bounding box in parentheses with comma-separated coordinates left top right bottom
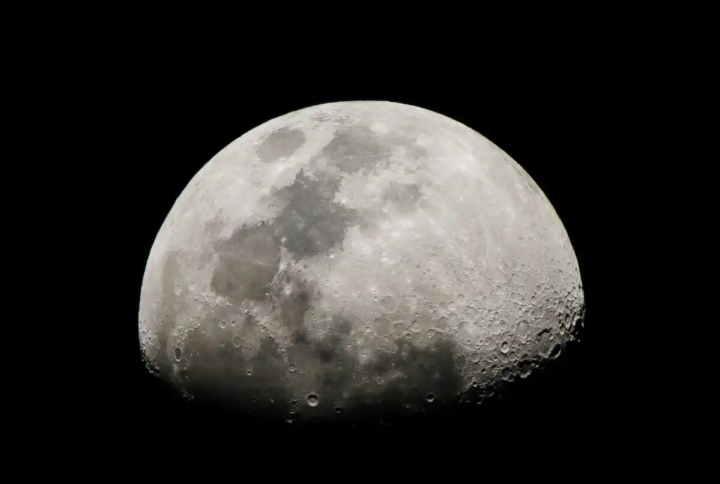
(170, 284, 467, 422)
(211, 168, 358, 304)
(161, 250, 181, 298)
(256, 127, 306, 163)
(382, 182, 422, 211)
(265, 169, 358, 258)
(318, 125, 394, 174)
(355, 338, 464, 411)
(313, 124, 429, 175)
(211, 222, 280, 302)
(273, 272, 316, 331)
(235, 267, 466, 422)
(179, 322, 293, 417)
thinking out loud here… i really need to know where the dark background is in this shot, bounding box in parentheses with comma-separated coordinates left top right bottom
(6, 18, 663, 459)
(2, 5, 701, 469)
(0, 2, 704, 472)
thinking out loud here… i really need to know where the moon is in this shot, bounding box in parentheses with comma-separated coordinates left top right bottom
(139, 101, 585, 425)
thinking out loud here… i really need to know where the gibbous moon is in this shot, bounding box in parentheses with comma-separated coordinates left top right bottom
(139, 101, 585, 424)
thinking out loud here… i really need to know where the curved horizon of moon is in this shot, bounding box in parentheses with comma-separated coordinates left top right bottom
(138, 101, 585, 423)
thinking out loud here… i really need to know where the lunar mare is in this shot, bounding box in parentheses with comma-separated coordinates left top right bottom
(139, 101, 585, 423)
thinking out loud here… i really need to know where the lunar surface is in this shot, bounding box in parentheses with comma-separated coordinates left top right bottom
(139, 101, 585, 425)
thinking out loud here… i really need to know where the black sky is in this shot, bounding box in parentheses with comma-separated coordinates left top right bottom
(10, 16, 668, 463)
